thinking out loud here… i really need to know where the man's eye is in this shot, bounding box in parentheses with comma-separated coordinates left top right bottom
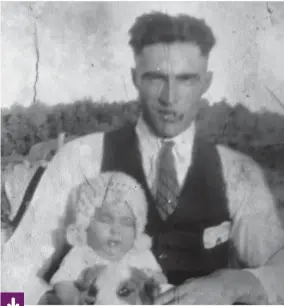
(117, 284, 135, 297)
(144, 73, 163, 80)
(143, 75, 164, 85)
(179, 76, 199, 84)
(151, 75, 164, 81)
(149, 78, 164, 86)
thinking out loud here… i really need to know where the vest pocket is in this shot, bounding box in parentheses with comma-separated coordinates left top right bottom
(153, 225, 230, 284)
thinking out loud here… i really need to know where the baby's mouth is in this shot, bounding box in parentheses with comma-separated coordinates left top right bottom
(107, 239, 121, 249)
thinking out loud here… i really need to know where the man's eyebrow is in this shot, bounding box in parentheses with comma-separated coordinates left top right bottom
(176, 73, 200, 80)
(141, 71, 167, 79)
(141, 71, 200, 80)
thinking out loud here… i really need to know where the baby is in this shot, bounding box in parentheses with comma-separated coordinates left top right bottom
(39, 171, 167, 304)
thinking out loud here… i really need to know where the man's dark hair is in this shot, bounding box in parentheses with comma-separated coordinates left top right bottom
(129, 12, 216, 57)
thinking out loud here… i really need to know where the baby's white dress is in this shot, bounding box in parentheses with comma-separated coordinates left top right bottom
(51, 245, 168, 286)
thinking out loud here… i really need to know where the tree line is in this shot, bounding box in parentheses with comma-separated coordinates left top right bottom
(1, 99, 140, 157)
(1, 98, 284, 169)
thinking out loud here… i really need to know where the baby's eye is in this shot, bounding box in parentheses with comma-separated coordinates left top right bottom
(121, 217, 135, 227)
(98, 214, 112, 223)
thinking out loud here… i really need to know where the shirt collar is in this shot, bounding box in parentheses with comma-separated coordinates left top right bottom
(135, 116, 196, 157)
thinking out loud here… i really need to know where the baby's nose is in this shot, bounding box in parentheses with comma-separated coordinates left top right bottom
(110, 225, 120, 236)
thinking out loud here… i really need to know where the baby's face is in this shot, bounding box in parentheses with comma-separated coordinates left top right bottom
(86, 199, 136, 261)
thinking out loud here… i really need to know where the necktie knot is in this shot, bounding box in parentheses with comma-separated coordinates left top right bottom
(162, 140, 175, 149)
(160, 140, 175, 157)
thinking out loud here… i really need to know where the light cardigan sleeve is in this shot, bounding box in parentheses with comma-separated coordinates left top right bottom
(1, 133, 105, 305)
(51, 246, 110, 285)
(218, 145, 284, 304)
(50, 247, 90, 285)
(128, 249, 169, 287)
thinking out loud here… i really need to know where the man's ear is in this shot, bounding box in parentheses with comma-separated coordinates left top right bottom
(202, 71, 213, 94)
(131, 68, 138, 89)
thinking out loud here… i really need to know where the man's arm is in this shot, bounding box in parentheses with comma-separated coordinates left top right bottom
(1, 133, 104, 304)
(219, 145, 284, 304)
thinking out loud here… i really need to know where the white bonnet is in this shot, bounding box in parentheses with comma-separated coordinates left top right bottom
(66, 171, 151, 251)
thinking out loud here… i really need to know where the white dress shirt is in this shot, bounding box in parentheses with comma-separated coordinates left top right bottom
(135, 117, 195, 194)
(2, 118, 284, 304)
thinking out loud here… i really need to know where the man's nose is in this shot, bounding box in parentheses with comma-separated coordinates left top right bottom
(159, 80, 177, 106)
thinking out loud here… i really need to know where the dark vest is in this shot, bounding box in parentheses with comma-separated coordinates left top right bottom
(101, 125, 231, 285)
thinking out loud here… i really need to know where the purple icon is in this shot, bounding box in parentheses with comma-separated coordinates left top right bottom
(1, 292, 24, 306)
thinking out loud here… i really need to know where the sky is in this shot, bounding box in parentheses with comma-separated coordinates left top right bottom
(1, 1, 284, 114)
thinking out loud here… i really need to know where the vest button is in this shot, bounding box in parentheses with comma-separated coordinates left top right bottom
(159, 253, 167, 260)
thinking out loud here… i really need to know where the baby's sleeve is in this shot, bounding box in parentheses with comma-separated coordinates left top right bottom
(51, 247, 89, 284)
(129, 249, 160, 270)
(129, 249, 174, 295)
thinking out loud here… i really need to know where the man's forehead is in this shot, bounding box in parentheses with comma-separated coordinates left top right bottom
(135, 42, 208, 74)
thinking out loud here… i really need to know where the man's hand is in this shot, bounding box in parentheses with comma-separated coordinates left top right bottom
(154, 269, 268, 305)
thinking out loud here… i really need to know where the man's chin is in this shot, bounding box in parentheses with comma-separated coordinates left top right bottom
(154, 124, 183, 139)
(151, 116, 195, 138)
(143, 113, 190, 138)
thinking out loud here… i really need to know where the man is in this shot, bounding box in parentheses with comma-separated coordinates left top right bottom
(2, 12, 284, 304)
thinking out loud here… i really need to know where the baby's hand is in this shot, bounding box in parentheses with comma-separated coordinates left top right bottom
(73, 265, 106, 305)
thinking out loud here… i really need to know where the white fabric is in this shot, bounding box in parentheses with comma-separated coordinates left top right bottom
(3, 163, 41, 220)
(2, 119, 284, 304)
(51, 246, 109, 284)
(51, 245, 163, 285)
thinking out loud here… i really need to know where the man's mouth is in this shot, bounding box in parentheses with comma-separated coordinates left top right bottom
(157, 110, 183, 122)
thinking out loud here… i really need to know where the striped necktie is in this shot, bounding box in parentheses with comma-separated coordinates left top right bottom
(155, 141, 180, 220)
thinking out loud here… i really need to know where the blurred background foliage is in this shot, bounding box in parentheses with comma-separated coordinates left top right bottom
(1, 99, 284, 170)
(2, 99, 284, 234)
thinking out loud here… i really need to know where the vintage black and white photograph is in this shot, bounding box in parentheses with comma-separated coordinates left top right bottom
(1, 1, 284, 305)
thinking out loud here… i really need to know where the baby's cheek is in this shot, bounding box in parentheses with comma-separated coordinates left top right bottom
(87, 223, 109, 249)
(120, 226, 136, 250)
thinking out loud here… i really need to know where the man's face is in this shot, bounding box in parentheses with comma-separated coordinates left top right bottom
(132, 42, 212, 138)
